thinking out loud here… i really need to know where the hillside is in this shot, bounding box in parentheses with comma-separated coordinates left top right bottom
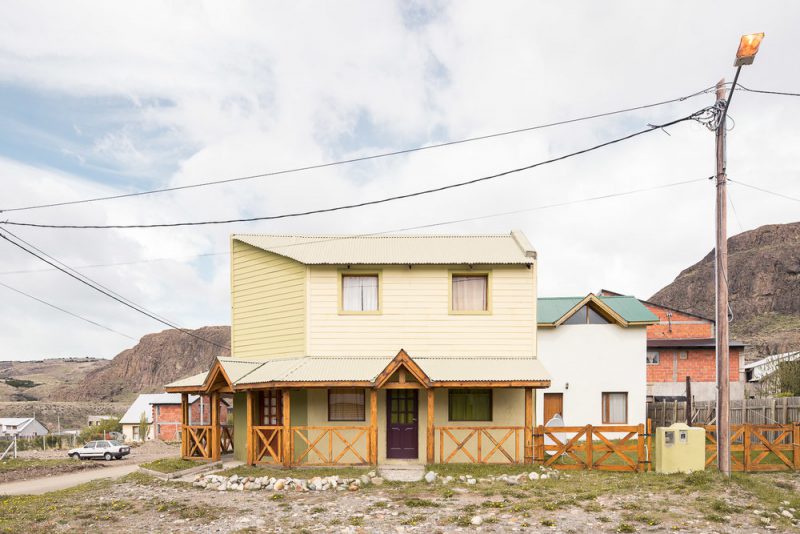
(0, 358, 109, 403)
(650, 222, 800, 358)
(57, 326, 231, 402)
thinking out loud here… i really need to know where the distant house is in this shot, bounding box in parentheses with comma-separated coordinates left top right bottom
(120, 393, 230, 442)
(600, 290, 746, 401)
(743, 351, 800, 396)
(87, 415, 115, 427)
(0, 417, 49, 438)
(537, 294, 658, 428)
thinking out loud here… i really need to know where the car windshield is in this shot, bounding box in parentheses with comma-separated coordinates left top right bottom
(84, 442, 96, 448)
(109, 440, 123, 446)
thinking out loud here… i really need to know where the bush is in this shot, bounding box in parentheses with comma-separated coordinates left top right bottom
(777, 360, 800, 396)
(79, 417, 122, 443)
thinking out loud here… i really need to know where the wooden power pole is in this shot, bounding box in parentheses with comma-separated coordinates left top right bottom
(714, 78, 731, 476)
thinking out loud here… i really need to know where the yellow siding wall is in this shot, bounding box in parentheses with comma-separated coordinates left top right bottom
(307, 265, 536, 357)
(231, 241, 307, 360)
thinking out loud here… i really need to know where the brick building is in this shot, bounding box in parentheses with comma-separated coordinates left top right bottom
(601, 290, 745, 401)
(121, 393, 230, 442)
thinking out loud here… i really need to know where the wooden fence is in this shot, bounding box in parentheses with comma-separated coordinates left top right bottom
(533, 422, 651, 472)
(703, 423, 800, 472)
(648, 396, 800, 427)
(437, 426, 523, 464)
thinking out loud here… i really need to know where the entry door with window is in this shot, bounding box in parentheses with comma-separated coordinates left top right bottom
(543, 393, 563, 423)
(260, 390, 283, 453)
(386, 390, 418, 459)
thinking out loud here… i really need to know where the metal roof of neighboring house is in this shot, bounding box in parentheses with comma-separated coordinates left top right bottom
(599, 289, 715, 322)
(647, 338, 747, 349)
(0, 417, 33, 427)
(233, 231, 536, 265)
(742, 350, 799, 382)
(120, 393, 199, 424)
(165, 372, 208, 389)
(537, 295, 658, 325)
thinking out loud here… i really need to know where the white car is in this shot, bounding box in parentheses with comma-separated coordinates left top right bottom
(68, 440, 131, 461)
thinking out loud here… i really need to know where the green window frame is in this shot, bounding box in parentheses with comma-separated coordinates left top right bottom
(448, 389, 492, 421)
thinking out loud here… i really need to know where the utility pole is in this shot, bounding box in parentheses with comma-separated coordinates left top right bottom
(714, 78, 731, 477)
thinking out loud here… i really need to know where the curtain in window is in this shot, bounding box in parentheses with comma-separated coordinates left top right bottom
(605, 393, 627, 423)
(448, 389, 492, 421)
(342, 275, 378, 311)
(328, 389, 366, 421)
(452, 275, 487, 311)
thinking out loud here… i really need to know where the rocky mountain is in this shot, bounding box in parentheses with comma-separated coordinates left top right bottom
(0, 358, 109, 403)
(57, 326, 230, 402)
(650, 222, 800, 358)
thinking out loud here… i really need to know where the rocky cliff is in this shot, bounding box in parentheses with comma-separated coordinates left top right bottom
(650, 222, 800, 358)
(57, 326, 231, 402)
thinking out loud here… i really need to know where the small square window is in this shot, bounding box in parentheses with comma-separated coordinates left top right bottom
(451, 275, 488, 312)
(602, 392, 628, 424)
(679, 351, 688, 360)
(328, 389, 366, 421)
(342, 275, 379, 312)
(646, 351, 660, 365)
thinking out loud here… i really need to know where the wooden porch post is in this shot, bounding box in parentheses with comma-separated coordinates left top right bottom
(426, 388, 435, 464)
(246, 390, 254, 465)
(369, 389, 378, 465)
(210, 391, 221, 461)
(524, 387, 533, 464)
(282, 389, 291, 467)
(180, 393, 189, 458)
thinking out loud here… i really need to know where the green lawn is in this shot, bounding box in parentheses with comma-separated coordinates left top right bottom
(138, 458, 207, 473)
(215, 464, 371, 479)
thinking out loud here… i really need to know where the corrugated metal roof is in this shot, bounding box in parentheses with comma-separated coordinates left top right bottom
(233, 231, 535, 265)
(537, 295, 658, 325)
(121, 393, 195, 424)
(165, 371, 208, 389)
(217, 358, 265, 383)
(415, 357, 550, 382)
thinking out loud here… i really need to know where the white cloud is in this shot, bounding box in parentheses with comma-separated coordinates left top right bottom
(0, 1, 798, 359)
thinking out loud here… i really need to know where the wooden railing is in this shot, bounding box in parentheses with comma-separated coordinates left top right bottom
(252, 425, 283, 464)
(534, 423, 648, 472)
(183, 425, 213, 459)
(290, 426, 370, 466)
(437, 426, 523, 464)
(220, 425, 234, 454)
(703, 423, 800, 472)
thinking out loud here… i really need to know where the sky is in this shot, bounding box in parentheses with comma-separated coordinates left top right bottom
(0, 2, 798, 360)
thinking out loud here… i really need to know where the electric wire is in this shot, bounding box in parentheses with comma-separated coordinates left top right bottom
(0, 229, 230, 350)
(0, 84, 722, 214)
(1, 109, 709, 230)
(0, 280, 137, 341)
(728, 180, 800, 202)
(0, 177, 707, 274)
(738, 84, 800, 97)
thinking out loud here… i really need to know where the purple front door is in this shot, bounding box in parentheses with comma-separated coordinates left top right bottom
(386, 390, 418, 459)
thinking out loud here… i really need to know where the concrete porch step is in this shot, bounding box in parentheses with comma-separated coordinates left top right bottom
(378, 464, 425, 482)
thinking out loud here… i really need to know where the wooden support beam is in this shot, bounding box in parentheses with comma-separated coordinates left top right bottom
(180, 393, 189, 458)
(524, 387, 533, 464)
(210, 391, 221, 461)
(369, 389, 378, 465)
(246, 391, 254, 465)
(282, 389, 291, 467)
(427, 388, 435, 464)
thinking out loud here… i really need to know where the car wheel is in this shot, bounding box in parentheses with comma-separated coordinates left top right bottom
(104, 452, 112, 461)
(68, 453, 75, 459)
(75, 454, 82, 460)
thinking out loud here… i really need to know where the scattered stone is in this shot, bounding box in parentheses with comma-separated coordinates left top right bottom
(466, 478, 477, 485)
(471, 515, 483, 526)
(782, 510, 794, 519)
(529, 472, 540, 481)
(424, 471, 437, 483)
(273, 479, 286, 491)
(371, 477, 384, 485)
(360, 475, 371, 486)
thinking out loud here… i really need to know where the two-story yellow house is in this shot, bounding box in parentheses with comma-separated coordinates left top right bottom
(165, 231, 550, 466)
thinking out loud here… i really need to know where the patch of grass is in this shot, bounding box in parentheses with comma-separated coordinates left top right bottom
(403, 497, 439, 508)
(481, 500, 507, 509)
(310, 506, 326, 514)
(400, 514, 426, 526)
(139, 457, 205, 473)
(541, 518, 556, 526)
(425, 463, 532, 478)
(630, 514, 660, 526)
(616, 523, 636, 533)
(709, 498, 736, 514)
(348, 516, 364, 526)
(270, 493, 285, 501)
(0, 457, 87, 473)
(446, 515, 472, 527)
(215, 465, 369, 480)
(440, 487, 454, 498)
(704, 513, 725, 523)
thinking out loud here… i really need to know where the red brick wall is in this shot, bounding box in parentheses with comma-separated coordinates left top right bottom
(644, 303, 714, 339)
(647, 348, 741, 383)
(153, 397, 231, 441)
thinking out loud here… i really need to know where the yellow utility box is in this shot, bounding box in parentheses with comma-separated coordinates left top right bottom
(655, 423, 705, 474)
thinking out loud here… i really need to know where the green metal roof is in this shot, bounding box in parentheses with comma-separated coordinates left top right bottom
(538, 295, 658, 325)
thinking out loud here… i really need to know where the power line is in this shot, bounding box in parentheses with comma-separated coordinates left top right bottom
(728, 179, 800, 202)
(738, 84, 800, 97)
(0, 251, 227, 276)
(1, 176, 707, 275)
(1, 109, 709, 230)
(0, 84, 721, 214)
(0, 280, 138, 341)
(0, 229, 230, 350)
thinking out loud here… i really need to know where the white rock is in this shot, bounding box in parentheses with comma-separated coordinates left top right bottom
(782, 510, 794, 519)
(274, 479, 286, 491)
(424, 471, 437, 483)
(470, 515, 483, 526)
(360, 475, 371, 485)
(466, 478, 477, 485)
(371, 477, 384, 485)
(529, 472, 540, 480)
(540, 474, 548, 480)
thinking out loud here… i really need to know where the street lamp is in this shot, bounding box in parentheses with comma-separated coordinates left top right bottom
(714, 32, 763, 477)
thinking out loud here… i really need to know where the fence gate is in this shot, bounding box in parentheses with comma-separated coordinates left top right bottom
(534, 422, 649, 472)
(703, 423, 800, 472)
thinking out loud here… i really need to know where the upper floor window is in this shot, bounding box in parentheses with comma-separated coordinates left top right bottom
(646, 351, 660, 365)
(563, 304, 610, 325)
(451, 274, 489, 313)
(342, 275, 379, 312)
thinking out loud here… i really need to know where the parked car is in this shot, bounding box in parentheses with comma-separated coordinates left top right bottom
(68, 440, 131, 461)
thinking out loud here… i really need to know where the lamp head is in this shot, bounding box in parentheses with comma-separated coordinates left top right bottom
(734, 33, 764, 67)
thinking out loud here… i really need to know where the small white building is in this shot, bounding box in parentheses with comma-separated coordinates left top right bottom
(121, 394, 179, 442)
(0, 417, 49, 438)
(536, 294, 658, 428)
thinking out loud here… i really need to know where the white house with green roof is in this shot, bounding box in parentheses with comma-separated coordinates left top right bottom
(536, 293, 658, 429)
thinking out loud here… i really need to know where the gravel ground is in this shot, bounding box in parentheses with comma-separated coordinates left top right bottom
(16, 440, 179, 465)
(1, 466, 799, 533)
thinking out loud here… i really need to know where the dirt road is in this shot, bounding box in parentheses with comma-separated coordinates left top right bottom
(0, 463, 139, 495)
